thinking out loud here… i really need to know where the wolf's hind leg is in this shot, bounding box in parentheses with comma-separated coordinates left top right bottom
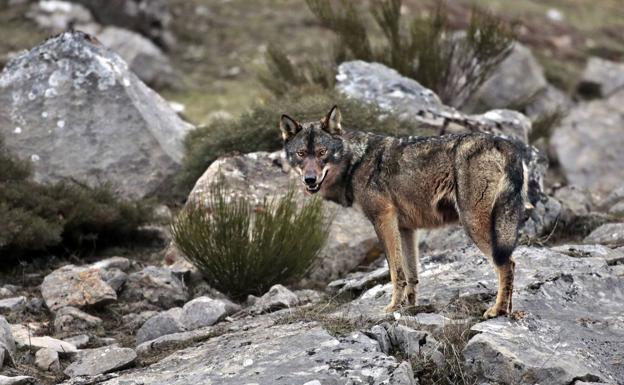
(372, 208, 405, 313)
(400, 229, 419, 306)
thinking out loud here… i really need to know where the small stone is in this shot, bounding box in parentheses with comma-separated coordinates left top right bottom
(91, 257, 131, 271)
(251, 285, 299, 314)
(583, 223, 624, 246)
(54, 306, 103, 334)
(64, 346, 136, 377)
(99, 268, 128, 292)
(0, 297, 26, 315)
(41, 265, 117, 311)
(369, 325, 392, 354)
(181, 297, 236, 330)
(35, 348, 60, 372)
(136, 308, 185, 345)
(63, 334, 90, 349)
(120, 266, 188, 309)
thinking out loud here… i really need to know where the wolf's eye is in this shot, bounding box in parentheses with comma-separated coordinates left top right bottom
(296, 150, 305, 158)
(318, 148, 327, 157)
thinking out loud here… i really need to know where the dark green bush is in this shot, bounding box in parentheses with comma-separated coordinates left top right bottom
(172, 183, 331, 301)
(272, 0, 513, 107)
(0, 136, 152, 256)
(176, 90, 434, 192)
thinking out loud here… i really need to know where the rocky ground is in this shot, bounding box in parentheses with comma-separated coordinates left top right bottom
(1, 1, 624, 385)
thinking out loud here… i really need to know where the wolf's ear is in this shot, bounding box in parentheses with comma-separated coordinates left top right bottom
(322, 105, 342, 136)
(280, 114, 302, 141)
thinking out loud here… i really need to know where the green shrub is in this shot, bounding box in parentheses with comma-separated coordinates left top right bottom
(171, 182, 331, 301)
(176, 89, 434, 192)
(0, 136, 152, 256)
(268, 0, 513, 107)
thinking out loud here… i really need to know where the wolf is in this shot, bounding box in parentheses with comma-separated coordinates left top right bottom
(279, 105, 529, 318)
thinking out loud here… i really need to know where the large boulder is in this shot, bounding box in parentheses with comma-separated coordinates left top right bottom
(93, 323, 415, 385)
(0, 31, 192, 198)
(466, 43, 547, 112)
(551, 89, 624, 200)
(177, 151, 379, 285)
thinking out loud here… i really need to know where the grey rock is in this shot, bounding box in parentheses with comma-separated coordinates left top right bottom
(419, 225, 472, 254)
(41, 264, 116, 311)
(520, 195, 562, 239)
(27, 297, 44, 314)
(551, 89, 624, 200)
(578, 57, 624, 98)
(11, 324, 78, 355)
(468, 43, 547, 112)
(27, 0, 93, 32)
(0, 31, 192, 199)
(0, 316, 16, 368)
(0, 297, 26, 315)
(293, 289, 324, 305)
(328, 266, 390, 296)
(35, 347, 60, 372)
(251, 284, 299, 314)
(336, 61, 532, 143)
(99, 323, 409, 385)
(0, 376, 37, 385)
(583, 223, 624, 247)
(551, 244, 624, 266)
(0, 288, 13, 299)
(555, 185, 592, 222)
(120, 266, 188, 309)
(72, 0, 174, 49)
(388, 361, 417, 385)
(63, 334, 90, 349)
(407, 312, 454, 330)
(97, 26, 177, 89)
(369, 324, 393, 354)
(600, 186, 624, 211)
(523, 85, 572, 123)
(609, 201, 624, 217)
(176, 150, 380, 285)
(122, 311, 158, 332)
(64, 345, 137, 377)
(99, 268, 127, 292)
(54, 306, 103, 334)
(336, 60, 443, 119)
(461, 248, 624, 384)
(135, 307, 185, 345)
(181, 296, 239, 330)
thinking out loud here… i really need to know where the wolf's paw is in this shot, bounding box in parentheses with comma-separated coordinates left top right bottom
(384, 303, 400, 313)
(483, 306, 508, 319)
(402, 286, 418, 306)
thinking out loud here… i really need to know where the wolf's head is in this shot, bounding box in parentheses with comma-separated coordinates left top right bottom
(280, 105, 346, 195)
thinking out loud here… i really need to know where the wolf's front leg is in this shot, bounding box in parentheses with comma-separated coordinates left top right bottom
(372, 208, 405, 313)
(400, 229, 419, 307)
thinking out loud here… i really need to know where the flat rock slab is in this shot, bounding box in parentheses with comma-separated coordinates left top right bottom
(41, 265, 116, 311)
(64, 346, 137, 377)
(332, 245, 623, 383)
(552, 244, 624, 265)
(583, 223, 624, 247)
(11, 324, 78, 355)
(97, 323, 413, 385)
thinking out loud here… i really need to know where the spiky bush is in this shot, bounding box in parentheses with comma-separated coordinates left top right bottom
(0, 136, 152, 256)
(172, 183, 331, 300)
(176, 90, 433, 192)
(270, 0, 514, 107)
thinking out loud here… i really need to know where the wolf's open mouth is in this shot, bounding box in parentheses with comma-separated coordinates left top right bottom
(305, 183, 321, 193)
